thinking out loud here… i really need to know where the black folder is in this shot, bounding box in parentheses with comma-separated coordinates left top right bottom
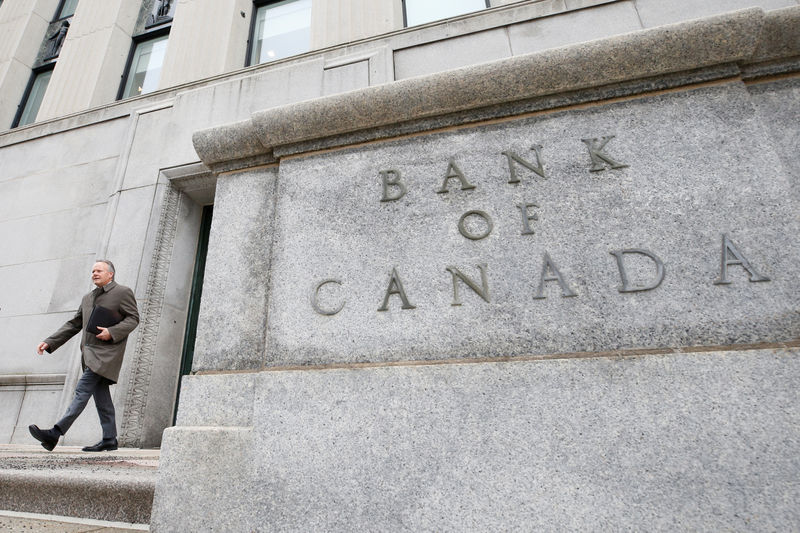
(87, 305, 123, 335)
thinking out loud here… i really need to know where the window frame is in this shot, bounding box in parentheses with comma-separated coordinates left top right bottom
(116, 27, 171, 101)
(53, 0, 78, 22)
(11, 63, 56, 128)
(401, 0, 491, 27)
(245, 0, 312, 67)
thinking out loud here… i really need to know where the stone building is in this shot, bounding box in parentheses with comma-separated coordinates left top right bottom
(0, 0, 798, 530)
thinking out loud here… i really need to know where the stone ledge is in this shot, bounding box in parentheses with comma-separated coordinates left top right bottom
(0, 374, 66, 386)
(192, 7, 800, 168)
(0, 446, 157, 524)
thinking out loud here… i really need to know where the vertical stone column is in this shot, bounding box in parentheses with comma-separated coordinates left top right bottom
(158, 0, 252, 89)
(310, 0, 403, 50)
(191, 167, 279, 372)
(35, 0, 140, 121)
(0, 0, 60, 128)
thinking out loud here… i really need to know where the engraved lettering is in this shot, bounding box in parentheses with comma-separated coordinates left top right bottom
(446, 264, 490, 306)
(713, 234, 770, 285)
(311, 279, 345, 316)
(458, 210, 493, 240)
(533, 253, 577, 299)
(503, 145, 546, 183)
(377, 267, 416, 311)
(379, 169, 407, 202)
(517, 203, 539, 235)
(581, 135, 629, 172)
(610, 249, 665, 292)
(436, 158, 476, 194)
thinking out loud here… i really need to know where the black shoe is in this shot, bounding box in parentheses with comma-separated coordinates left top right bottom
(28, 424, 60, 451)
(82, 438, 118, 452)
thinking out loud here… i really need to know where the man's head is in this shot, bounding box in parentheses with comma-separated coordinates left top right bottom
(92, 260, 115, 288)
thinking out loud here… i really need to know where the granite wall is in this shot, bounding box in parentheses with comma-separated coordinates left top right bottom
(151, 7, 800, 532)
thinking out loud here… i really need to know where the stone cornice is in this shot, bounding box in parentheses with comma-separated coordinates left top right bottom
(192, 7, 800, 169)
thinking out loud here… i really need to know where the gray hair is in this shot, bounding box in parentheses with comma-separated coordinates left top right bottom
(96, 259, 116, 275)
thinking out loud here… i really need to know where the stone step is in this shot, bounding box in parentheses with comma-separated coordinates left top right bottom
(0, 444, 157, 525)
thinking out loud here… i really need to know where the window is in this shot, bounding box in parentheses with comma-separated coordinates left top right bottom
(119, 33, 169, 99)
(55, 0, 78, 20)
(403, 0, 489, 27)
(13, 67, 54, 128)
(248, 0, 312, 66)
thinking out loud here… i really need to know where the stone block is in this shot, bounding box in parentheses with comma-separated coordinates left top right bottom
(105, 185, 161, 287)
(174, 373, 255, 427)
(394, 27, 512, 80)
(0, 203, 106, 266)
(0, 260, 65, 318)
(0, 388, 24, 443)
(0, 257, 90, 318)
(748, 77, 800, 185)
(0, 314, 77, 375)
(262, 82, 799, 366)
(155, 348, 800, 530)
(121, 108, 177, 191)
(46, 255, 96, 313)
(0, 156, 116, 222)
(150, 427, 253, 532)
(172, 56, 325, 135)
(0, 117, 126, 183)
(508, 0, 643, 55)
(192, 167, 278, 372)
(323, 59, 370, 96)
(749, 6, 800, 64)
(0, 448, 156, 523)
(634, 0, 796, 28)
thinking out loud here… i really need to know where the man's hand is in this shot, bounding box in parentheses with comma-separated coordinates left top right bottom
(96, 327, 112, 341)
(36, 342, 49, 355)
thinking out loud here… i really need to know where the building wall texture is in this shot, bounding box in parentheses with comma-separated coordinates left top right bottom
(0, 0, 798, 530)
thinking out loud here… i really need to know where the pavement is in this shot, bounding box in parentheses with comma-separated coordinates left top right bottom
(0, 445, 157, 531)
(0, 510, 147, 532)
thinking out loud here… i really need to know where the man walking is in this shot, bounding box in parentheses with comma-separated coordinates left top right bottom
(29, 260, 139, 452)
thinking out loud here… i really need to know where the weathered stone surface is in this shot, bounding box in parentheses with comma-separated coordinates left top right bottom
(150, 427, 253, 532)
(263, 82, 799, 366)
(508, 0, 642, 56)
(393, 27, 512, 79)
(192, 167, 278, 372)
(0, 447, 157, 524)
(634, 0, 796, 28)
(193, 7, 781, 166)
(750, 6, 800, 63)
(153, 347, 800, 531)
(174, 373, 255, 427)
(748, 77, 800, 191)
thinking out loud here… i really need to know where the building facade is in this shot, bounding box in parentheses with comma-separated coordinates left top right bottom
(1, 0, 799, 530)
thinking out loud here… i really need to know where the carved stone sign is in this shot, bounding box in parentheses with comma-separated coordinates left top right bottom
(264, 84, 798, 367)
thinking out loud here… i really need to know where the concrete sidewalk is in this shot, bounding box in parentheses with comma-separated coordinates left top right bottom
(0, 445, 157, 527)
(0, 510, 148, 531)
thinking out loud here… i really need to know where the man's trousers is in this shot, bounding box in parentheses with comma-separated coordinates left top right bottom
(55, 368, 117, 440)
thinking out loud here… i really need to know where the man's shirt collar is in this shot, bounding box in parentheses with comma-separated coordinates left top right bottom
(98, 280, 117, 293)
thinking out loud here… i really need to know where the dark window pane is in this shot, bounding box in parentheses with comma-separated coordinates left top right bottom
(18, 70, 53, 127)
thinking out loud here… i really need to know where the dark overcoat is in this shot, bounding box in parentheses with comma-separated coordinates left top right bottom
(44, 280, 140, 383)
